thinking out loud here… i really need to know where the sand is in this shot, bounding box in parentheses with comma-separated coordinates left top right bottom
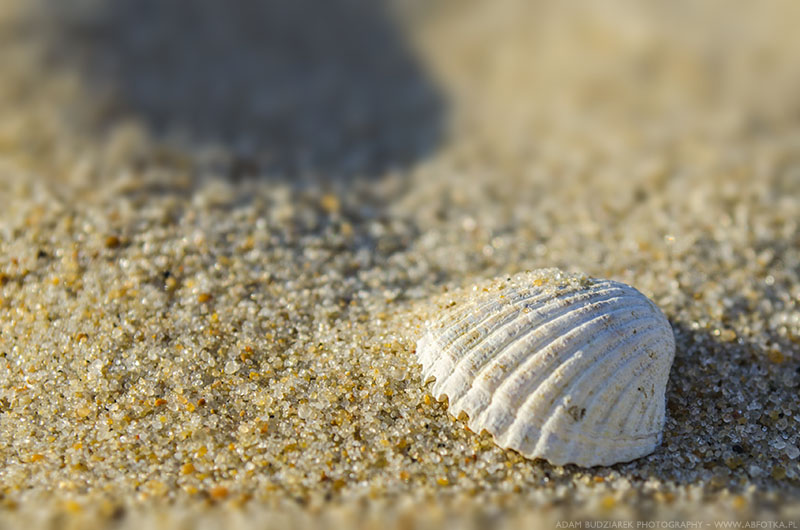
(1, 0, 799, 528)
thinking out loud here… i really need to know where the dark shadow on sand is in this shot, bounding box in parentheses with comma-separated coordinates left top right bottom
(34, 0, 445, 182)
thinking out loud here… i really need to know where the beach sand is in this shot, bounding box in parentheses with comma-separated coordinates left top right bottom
(1, 1, 799, 527)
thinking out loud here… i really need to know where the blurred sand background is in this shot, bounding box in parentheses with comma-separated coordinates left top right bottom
(1, 0, 800, 528)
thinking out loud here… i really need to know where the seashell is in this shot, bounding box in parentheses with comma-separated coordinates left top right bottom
(416, 269, 675, 467)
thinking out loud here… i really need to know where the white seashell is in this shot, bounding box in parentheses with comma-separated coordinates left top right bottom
(416, 269, 675, 467)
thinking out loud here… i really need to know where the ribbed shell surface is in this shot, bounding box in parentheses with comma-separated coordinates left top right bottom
(416, 269, 675, 467)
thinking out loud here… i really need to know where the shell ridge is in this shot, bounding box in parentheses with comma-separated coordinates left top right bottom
(464, 292, 643, 384)
(592, 331, 674, 430)
(617, 309, 673, 439)
(626, 346, 671, 438)
(429, 290, 556, 380)
(426, 296, 512, 352)
(425, 280, 579, 350)
(426, 278, 621, 359)
(426, 283, 620, 372)
(476, 315, 653, 442)
(446, 293, 647, 419)
(498, 316, 662, 449)
(518, 327, 669, 463)
(430, 291, 636, 398)
(651, 395, 667, 437)
(425, 290, 557, 371)
(603, 356, 671, 436)
(629, 389, 660, 438)
(574, 325, 668, 426)
(530, 323, 667, 445)
(478, 306, 657, 441)
(592, 341, 662, 438)
(547, 369, 662, 465)
(438, 293, 644, 404)
(472, 306, 652, 435)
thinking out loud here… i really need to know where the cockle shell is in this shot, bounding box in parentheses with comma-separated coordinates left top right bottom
(416, 269, 675, 467)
